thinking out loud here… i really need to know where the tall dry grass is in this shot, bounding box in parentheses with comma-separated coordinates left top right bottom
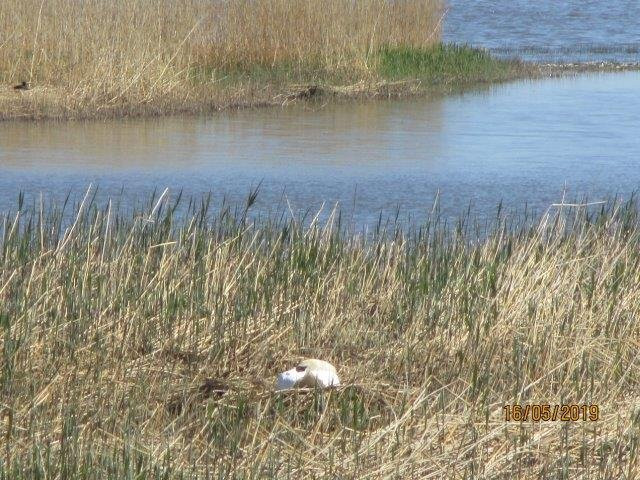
(0, 0, 442, 118)
(1, 190, 640, 478)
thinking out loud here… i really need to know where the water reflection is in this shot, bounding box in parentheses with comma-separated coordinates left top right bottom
(1, 99, 446, 170)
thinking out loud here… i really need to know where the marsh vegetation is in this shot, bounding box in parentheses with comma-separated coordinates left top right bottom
(1, 191, 640, 478)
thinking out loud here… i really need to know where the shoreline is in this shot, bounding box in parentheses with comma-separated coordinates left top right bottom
(2, 58, 639, 123)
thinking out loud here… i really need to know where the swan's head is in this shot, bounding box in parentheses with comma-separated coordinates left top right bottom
(276, 358, 340, 391)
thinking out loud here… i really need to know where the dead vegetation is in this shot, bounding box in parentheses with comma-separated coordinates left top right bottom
(0, 0, 442, 120)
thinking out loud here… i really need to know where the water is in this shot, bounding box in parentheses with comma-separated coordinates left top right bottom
(2, 72, 639, 228)
(444, 0, 640, 63)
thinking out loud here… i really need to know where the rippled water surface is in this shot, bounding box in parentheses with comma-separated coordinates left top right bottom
(444, 0, 640, 63)
(2, 72, 639, 227)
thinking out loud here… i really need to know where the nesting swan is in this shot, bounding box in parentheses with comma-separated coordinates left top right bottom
(276, 359, 340, 391)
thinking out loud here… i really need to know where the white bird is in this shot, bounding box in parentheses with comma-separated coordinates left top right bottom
(275, 358, 340, 391)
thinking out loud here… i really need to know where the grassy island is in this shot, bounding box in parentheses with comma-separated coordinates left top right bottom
(0, 0, 529, 120)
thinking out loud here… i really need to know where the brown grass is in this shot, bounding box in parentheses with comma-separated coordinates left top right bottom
(2, 193, 640, 478)
(0, 0, 442, 119)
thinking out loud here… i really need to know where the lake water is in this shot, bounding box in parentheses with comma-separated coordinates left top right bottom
(2, 71, 639, 228)
(444, 0, 640, 63)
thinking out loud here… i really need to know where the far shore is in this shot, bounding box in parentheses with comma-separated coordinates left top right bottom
(4, 0, 639, 123)
(3, 49, 638, 123)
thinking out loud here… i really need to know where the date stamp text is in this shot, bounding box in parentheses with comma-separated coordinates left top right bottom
(504, 404, 599, 422)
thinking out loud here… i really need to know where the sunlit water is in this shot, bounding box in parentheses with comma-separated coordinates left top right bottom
(444, 0, 640, 63)
(2, 72, 639, 228)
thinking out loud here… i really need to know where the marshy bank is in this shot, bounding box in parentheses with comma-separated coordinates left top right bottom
(0, 0, 551, 121)
(1, 193, 640, 477)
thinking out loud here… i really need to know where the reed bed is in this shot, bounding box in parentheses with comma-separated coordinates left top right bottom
(1, 190, 640, 478)
(0, 0, 446, 119)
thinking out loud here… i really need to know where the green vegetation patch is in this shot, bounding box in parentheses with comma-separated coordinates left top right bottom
(378, 43, 522, 83)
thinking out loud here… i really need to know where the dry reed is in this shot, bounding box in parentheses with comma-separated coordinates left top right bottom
(1, 191, 640, 478)
(0, 0, 442, 119)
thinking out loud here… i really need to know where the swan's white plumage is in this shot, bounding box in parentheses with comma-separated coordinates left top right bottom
(276, 359, 340, 391)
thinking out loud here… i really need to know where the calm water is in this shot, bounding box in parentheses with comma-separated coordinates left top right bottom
(2, 72, 639, 228)
(444, 0, 640, 63)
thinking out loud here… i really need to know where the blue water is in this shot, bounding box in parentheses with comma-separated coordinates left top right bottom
(2, 72, 639, 228)
(444, 0, 640, 63)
